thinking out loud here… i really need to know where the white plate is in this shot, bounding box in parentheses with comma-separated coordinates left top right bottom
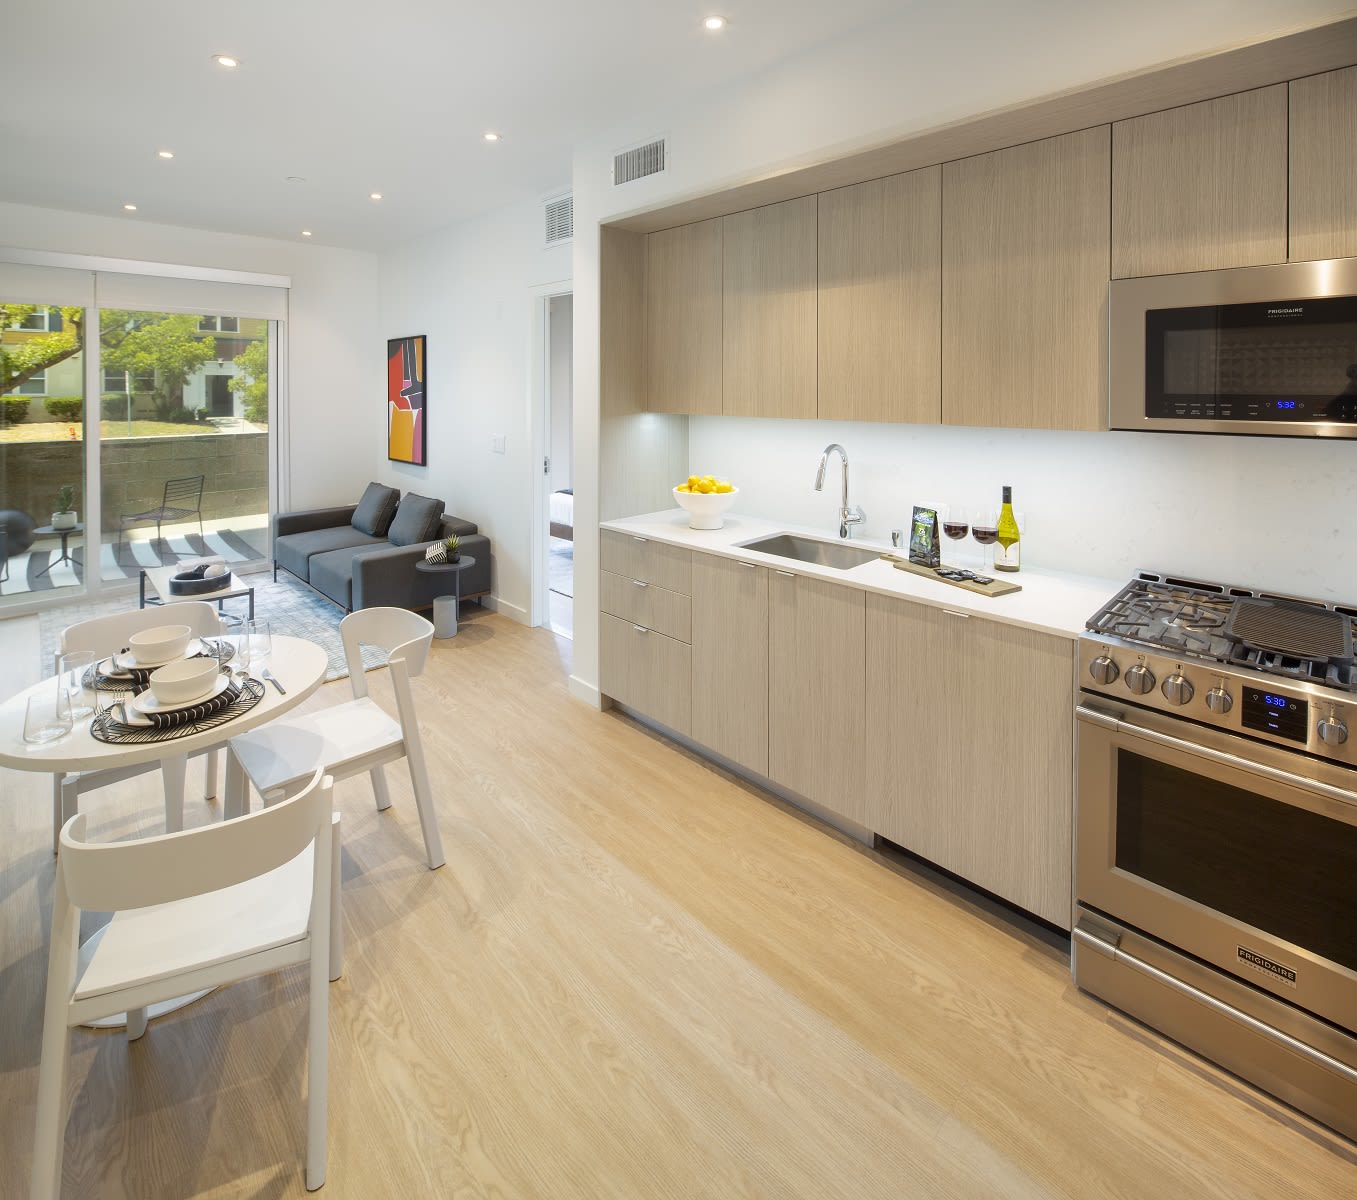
(112, 638, 205, 671)
(130, 672, 230, 716)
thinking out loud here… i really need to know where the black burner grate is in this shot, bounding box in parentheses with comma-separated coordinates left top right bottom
(1226, 598, 1354, 663)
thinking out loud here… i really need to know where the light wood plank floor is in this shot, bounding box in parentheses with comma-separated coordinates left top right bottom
(2, 608, 1355, 1197)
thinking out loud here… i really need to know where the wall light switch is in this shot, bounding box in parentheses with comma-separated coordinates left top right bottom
(491, 435, 506, 454)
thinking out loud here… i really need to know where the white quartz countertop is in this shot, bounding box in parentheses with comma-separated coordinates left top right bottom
(600, 510, 1123, 640)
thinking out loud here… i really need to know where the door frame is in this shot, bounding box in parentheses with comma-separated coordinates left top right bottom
(526, 279, 572, 630)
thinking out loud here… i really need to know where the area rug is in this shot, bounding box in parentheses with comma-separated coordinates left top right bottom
(36, 572, 386, 683)
(549, 537, 574, 599)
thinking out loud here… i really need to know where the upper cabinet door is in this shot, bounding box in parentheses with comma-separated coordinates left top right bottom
(1289, 66, 1357, 263)
(942, 126, 1111, 432)
(644, 218, 723, 415)
(722, 196, 818, 419)
(818, 168, 941, 424)
(1112, 86, 1287, 278)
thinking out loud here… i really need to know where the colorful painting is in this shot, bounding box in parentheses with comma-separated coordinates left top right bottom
(387, 335, 427, 464)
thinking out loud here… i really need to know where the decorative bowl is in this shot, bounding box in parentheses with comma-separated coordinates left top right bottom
(147, 656, 220, 706)
(128, 624, 193, 666)
(673, 486, 738, 530)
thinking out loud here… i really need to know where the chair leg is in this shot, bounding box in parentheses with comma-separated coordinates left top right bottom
(224, 749, 249, 820)
(125, 1007, 149, 1042)
(203, 749, 220, 802)
(30, 1022, 71, 1200)
(403, 744, 446, 871)
(306, 898, 330, 1190)
(369, 765, 392, 812)
(329, 812, 343, 982)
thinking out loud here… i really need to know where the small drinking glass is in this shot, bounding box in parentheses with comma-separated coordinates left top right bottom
(940, 506, 970, 567)
(972, 508, 999, 573)
(247, 619, 272, 667)
(221, 613, 251, 684)
(24, 688, 72, 745)
(58, 650, 97, 720)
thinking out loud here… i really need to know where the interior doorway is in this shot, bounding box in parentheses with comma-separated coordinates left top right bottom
(544, 293, 573, 638)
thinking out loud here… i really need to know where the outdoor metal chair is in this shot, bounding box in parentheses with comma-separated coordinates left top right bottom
(115, 474, 205, 558)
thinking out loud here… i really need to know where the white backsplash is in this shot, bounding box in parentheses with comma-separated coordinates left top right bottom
(688, 417, 1357, 603)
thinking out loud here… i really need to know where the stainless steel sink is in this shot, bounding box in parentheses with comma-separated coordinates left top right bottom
(736, 533, 882, 570)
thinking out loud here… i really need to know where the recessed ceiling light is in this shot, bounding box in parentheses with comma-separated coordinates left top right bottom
(369, 192, 383, 201)
(213, 54, 239, 68)
(301, 230, 313, 237)
(123, 204, 138, 212)
(157, 149, 175, 159)
(483, 131, 500, 142)
(704, 15, 727, 31)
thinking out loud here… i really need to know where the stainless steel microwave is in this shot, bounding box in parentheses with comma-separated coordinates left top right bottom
(1109, 257, 1357, 438)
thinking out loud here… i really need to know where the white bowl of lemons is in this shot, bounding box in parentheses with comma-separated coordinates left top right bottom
(674, 476, 737, 529)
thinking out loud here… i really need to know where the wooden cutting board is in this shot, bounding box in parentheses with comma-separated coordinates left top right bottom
(878, 553, 1022, 597)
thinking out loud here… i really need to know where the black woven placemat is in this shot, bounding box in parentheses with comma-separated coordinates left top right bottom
(89, 678, 265, 744)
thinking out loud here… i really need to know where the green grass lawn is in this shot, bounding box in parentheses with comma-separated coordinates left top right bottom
(0, 420, 227, 442)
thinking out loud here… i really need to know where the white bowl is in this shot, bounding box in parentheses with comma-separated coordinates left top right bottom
(148, 657, 221, 706)
(128, 624, 193, 666)
(673, 486, 738, 530)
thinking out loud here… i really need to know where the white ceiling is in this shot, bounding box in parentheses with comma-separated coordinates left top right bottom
(0, 0, 911, 252)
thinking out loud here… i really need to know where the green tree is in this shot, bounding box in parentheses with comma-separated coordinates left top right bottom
(100, 311, 215, 415)
(0, 305, 85, 395)
(229, 337, 269, 425)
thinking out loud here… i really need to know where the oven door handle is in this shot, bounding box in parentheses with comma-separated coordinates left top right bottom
(1076, 703, 1357, 810)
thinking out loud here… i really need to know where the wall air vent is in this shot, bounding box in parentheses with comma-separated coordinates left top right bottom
(613, 137, 666, 185)
(544, 193, 573, 246)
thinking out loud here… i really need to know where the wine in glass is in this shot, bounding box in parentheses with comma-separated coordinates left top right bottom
(941, 506, 970, 568)
(972, 508, 999, 573)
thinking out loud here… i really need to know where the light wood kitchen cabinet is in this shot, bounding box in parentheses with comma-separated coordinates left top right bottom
(1289, 66, 1357, 262)
(600, 614, 691, 737)
(600, 530, 691, 596)
(1112, 86, 1287, 278)
(863, 594, 1074, 927)
(644, 218, 723, 414)
(690, 554, 768, 776)
(818, 168, 941, 424)
(767, 570, 865, 823)
(941, 126, 1110, 432)
(722, 196, 818, 420)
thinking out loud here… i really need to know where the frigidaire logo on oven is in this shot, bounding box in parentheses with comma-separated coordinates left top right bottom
(1238, 945, 1297, 988)
(1266, 306, 1304, 316)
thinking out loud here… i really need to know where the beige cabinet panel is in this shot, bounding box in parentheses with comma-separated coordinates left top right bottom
(723, 197, 819, 419)
(864, 594, 1074, 928)
(942, 127, 1110, 432)
(1112, 86, 1287, 278)
(600, 530, 691, 596)
(1290, 67, 1357, 262)
(644, 219, 723, 414)
(600, 571, 691, 644)
(768, 572, 865, 822)
(818, 168, 942, 424)
(600, 613, 691, 737)
(690, 554, 768, 776)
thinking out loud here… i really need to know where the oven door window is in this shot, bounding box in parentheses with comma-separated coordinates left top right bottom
(1115, 750, 1357, 972)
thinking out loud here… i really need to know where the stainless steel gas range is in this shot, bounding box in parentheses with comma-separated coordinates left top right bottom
(1072, 571, 1357, 1141)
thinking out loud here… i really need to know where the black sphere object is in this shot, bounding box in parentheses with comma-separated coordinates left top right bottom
(0, 509, 37, 558)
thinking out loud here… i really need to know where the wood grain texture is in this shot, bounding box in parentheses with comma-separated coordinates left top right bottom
(599, 529, 691, 596)
(1112, 86, 1287, 278)
(644, 219, 723, 414)
(767, 571, 865, 821)
(722, 197, 819, 419)
(942, 126, 1111, 432)
(600, 570, 692, 643)
(600, 612, 691, 736)
(3, 609, 1356, 1197)
(689, 553, 768, 776)
(818, 168, 941, 424)
(1289, 66, 1357, 262)
(864, 593, 1074, 926)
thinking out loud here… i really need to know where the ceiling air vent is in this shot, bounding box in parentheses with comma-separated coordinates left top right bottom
(544, 193, 573, 246)
(613, 137, 666, 185)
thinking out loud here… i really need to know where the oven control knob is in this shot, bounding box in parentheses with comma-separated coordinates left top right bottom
(1088, 655, 1119, 685)
(1318, 715, 1349, 747)
(1124, 663, 1155, 695)
(1161, 674, 1194, 706)
(1205, 686, 1233, 715)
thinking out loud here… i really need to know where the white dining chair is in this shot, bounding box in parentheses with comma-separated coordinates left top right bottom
(31, 767, 340, 1199)
(52, 600, 225, 853)
(225, 607, 446, 870)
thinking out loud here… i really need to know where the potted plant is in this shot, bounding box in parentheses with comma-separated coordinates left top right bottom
(52, 484, 78, 531)
(423, 533, 460, 564)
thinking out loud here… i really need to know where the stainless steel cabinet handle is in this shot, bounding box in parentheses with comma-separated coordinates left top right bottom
(739, 561, 755, 569)
(942, 608, 970, 619)
(632, 579, 648, 588)
(632, 624, 648, 634)
(631, 535, 648, 543)
(775, 569, 796, 578)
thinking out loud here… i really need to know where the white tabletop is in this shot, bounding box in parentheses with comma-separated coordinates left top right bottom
(0, 635, 328, 775)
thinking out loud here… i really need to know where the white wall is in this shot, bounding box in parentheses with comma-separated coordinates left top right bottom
(0, 200, 380, 511)
(378, 200, 570, 622)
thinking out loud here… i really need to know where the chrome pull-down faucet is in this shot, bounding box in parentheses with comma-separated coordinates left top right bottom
(814, 443, 865, 539)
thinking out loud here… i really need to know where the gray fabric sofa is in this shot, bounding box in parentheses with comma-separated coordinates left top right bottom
(273, 489, 490, 613)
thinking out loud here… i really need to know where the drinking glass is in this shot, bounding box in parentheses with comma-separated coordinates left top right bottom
(221, 613, 251, 684)
(972, 508, 999, 573)
(24, 688, 72, 744)
(940, 505, 970, 567)
(58, 650, 97, 720)
(246, 619, 272, 668)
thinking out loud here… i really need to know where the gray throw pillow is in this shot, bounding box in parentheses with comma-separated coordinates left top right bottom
(351, 482, 401, 537)
(387, 492, 446, 546)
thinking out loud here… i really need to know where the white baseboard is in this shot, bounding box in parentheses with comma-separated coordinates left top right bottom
(483, 594, 529, 624)
(568, 675, 601, 707)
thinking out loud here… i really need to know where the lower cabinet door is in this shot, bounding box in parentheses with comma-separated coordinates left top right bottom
(600, 613, 691, 737)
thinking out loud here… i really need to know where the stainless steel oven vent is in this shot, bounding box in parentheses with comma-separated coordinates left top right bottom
(1225, 598, 1354, 662)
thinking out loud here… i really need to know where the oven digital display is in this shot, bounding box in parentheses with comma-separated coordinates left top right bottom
(1242, 688, 1309, 742)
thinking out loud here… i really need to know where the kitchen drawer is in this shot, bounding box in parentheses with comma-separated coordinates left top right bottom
(600, 529, 691, 595)
(600, 570, 692, 643)
(600, 613, 691, 737)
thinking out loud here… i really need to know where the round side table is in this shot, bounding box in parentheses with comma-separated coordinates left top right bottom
(416, 554, 476, 638)
(33, 522, 84, 578)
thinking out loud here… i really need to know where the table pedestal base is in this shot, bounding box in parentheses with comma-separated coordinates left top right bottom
(432, 594, 459, 638)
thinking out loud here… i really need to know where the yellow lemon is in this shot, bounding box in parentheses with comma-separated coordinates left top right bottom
(687, 475, 700, 488)
(695, 479, 713, 494)
(676, 484, 691, 493)
(715, 481, 733, 493)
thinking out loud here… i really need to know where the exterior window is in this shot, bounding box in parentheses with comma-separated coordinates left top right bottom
(8, 308, 60, 332)
(198, 316, 239, 333)
(103, 368, 154, 392)
(16, 370, 47, 395)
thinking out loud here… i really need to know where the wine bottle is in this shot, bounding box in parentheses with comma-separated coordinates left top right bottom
(995, 485, 1021, 573)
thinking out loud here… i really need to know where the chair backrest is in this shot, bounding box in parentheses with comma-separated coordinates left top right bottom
(57, 767, 332, 914)
(163, 475, 205, 508)
(339, 607, 434, 701)
(58, 600, 223, 669)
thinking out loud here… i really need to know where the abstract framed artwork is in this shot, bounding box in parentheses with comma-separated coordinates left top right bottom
(387, 334, 427, 464)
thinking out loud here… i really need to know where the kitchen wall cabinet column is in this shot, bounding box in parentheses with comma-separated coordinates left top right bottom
(1289, 66, 1357, 263)
(1112, 86, 1287, 278)
(644, 218, 723, 414)
(690, 553, 768, 776)
(942, 126, 1111, 431)
(818, 168, 941, 424)
(767, 571, 865, 823)
(722, 196, 818, 419)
